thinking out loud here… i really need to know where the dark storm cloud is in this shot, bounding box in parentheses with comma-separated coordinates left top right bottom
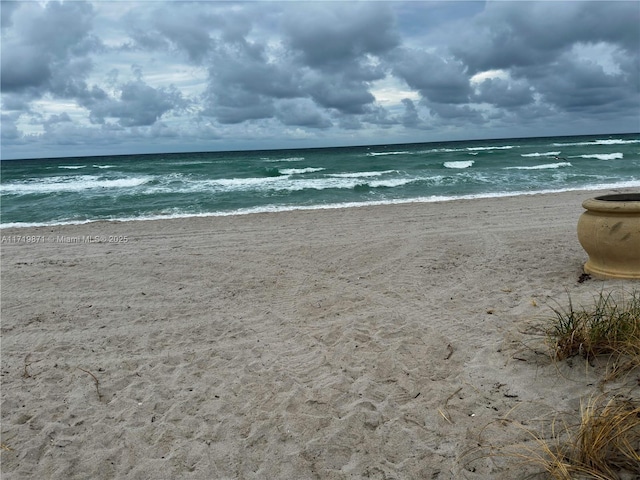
(473, 77, 534, 108)
(205, 91, 275, 125)
(524, 56, 636, 114)
(207, 45, 302, 101)
(282, 2, 400, 71)
(1, 47, 51, 93)
(275, 99, 332, 129)
(1, 1, 638, 159)
(450, 1, 639, 74)
(202, 41, 281, 124)
(392, 48, 472, 105)
(88, 81, 185, 127)
(1, 1, 98, 96)
(400, 99, 421, 128)
(200, 2, 398, 124)
(122, 3, 221, 62)
(306, 77, 376, 115)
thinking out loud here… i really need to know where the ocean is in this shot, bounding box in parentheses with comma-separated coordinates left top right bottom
(1, 133, 639, 228)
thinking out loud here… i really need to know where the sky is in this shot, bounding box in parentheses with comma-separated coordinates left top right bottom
(1, 1, 639, 160)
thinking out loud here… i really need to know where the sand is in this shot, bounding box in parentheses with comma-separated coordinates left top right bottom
(1, 189, 638, 479)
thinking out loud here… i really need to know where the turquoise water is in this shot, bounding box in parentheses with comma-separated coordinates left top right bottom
(1, 133, 639, 227)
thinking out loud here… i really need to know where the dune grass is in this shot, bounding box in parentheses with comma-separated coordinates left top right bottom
(503, 395, 640, 480)
(484, 290, 640, 478)
(547, 289, 640, 380)
(529, 290, 640, 478)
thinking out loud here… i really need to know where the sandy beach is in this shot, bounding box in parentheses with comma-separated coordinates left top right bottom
(1, 189, 638, 479)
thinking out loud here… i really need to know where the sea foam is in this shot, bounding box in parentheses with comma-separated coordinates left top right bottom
(444, 161, 474, 169)
(505, 162, 572, 170)
(2, 175, 152, 194)
(279, 167, 325, 175)
(578, 153, 623, 160)
(521, 151, 561, 157)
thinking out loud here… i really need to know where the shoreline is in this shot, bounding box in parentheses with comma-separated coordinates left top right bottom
(2, 187, 638, 479)
(2, 183, 639, 230)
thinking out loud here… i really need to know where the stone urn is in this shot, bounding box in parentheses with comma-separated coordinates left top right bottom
(577, 193, 640, 279)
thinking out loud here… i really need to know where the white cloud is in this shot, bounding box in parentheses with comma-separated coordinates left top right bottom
(470, 69, 510, 85)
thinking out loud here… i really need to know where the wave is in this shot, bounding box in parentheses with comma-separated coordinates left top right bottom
(552, 139, 639, 146)
(577, 153, 623, 160)
(328, 170, 397, 178)
(279, 167, 325, 175)
(521, 151, 561, 157)
(444, 161, 474, 169)
(417, 145, 515, 155)
(59, 165, 86, 170)
(93, 165, 115, 169)
(367, 178, 415, 188)
(7, 179, 640, 228)
(142, 172, 414, 195)
(505, 162, 572, 170)
(262, 157, 305, 162)
(2, 175, 152, 195)
(198, 176, 289, 191)
(166, 160, 216, 166)
(366, 151, 410, 156)
(466, 145, 514, 151)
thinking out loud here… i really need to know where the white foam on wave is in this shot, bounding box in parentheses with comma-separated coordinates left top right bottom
(552, 139, 639, 147)
(505, 162, 572, 170)
(419, 148, 459, 154)
(578, 153, 623, 160)
(279, 167, 325, 175)
(273, 176, 416, 192)
(466, 145, 514, 151)
(6, 179, 640, 228)
(368, 178, 415, 188)
(521, 151, 561, 157)
(2, 175, 152, 195)
(93, 165, 115, 169)
(366, 151, 410, 156)
(328, 170, 397, 178)
(166, 160, 215, 166)
(444, 161, 474, 169)
(200, 176, 291, 191)
(59, 165, 86, 170)
(166, 172, 413, 194)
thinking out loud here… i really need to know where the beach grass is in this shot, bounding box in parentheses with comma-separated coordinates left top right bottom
(546, 289, 640, 380)
(537, 290, 640, 478)
(478, 290, 640, 477)
(506, 395, 640, 480)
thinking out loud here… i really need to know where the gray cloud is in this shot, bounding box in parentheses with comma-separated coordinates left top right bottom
(88, 81, 185, 127)
(1, 1, 638, 159)
(122, 3, 220, 62)
(450, 1, 639, 74)
(473, 77, 534, 108)
(1, 113, 21, 140)
(400, 99, 421, 128)
(392, 48, 472, 105)
(1, 1, 98, 96)
(276, 99, 332, 129)
(282, 2, 399, 71)
(307, 77, 376, 115)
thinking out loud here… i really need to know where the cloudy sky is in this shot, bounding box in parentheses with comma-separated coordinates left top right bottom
(1, 1, 638, 159)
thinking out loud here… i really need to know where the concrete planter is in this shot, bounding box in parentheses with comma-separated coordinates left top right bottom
(577, 193, 640, 279)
